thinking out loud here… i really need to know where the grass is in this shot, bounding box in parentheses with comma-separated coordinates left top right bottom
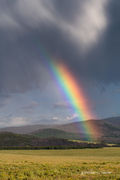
(0, 148, 120, 179)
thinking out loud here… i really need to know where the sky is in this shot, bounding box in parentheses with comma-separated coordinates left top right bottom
(0, 0, 120, 127)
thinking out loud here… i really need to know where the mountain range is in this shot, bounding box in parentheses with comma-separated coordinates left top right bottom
(0, 116, 120, 143)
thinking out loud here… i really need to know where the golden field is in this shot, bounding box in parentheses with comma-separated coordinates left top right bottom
(0, 148, 120, 179)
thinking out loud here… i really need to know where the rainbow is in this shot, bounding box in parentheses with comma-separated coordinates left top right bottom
(41, 51, 99, 140)
(49, 61, 99, 140)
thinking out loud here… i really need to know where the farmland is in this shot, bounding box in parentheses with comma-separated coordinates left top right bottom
(0, 148, 120, 179)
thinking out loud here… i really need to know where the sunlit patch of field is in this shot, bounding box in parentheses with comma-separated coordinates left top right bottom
(0, 148, 120, 179)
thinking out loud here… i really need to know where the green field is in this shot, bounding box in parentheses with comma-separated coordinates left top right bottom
(0, 148, 120, 179)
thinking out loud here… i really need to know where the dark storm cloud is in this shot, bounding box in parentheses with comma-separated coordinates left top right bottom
(0, 0, 120, 94)
(52, 0, 81, 22)
(80, 0, 120, 84)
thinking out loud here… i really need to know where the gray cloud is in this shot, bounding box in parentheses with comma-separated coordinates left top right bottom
(0, 0, 120, 94)
(0, 0, 108, 50)
(0, 116, 29, 127)
(54, 101, 71, 109)
(0, 94, 11, 108)
(22, 101, 39, 113)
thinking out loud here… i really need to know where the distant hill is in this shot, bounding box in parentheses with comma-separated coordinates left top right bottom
(0, 125, 52, 134)
(31, 128, 83, 140)
(54, 117, 120, 134)
(0, 132, 104, 149)
(0, 116, 120, 143)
